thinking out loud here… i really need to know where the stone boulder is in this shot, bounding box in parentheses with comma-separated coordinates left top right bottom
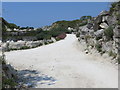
(102, 16, 109, 22)
(99, 23, 109, 29)
(99, 11, 109, 16)
(51, 37, 56, 42)
(94, 29, 104, 38)
(46, 39, 53, 43)
(79, 25, 91, 34)
(87, 23, 93, 29)
(114, 25, 120, 38)
(9, 41, 26, 49)
(26, 41, 43, 48)
(106, 16, 117, 26)
(102, 41, 114, 52)
(93, 15, 102, 31)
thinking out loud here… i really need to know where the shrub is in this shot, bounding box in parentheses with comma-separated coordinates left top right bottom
(95, 43, 102, 52)
(3, 78, 17, 88)
(80, 16, 92, 20)
(104, 26, 113, 41)
(96, 36, 102, 40)
(9, 48, 18, 51)
(76, 33, 80, 37)
(109, 51, 117, 58)
(36, 31, 52, 40)
(79, 21, 88, 26)
(44, 42, 48, 45)
(56, 38, 61, 41)
(117, 21, 120, 25)
(8, 23, 18, 29)
(20, 46, 30, 50)
(110, 2, 117, 13)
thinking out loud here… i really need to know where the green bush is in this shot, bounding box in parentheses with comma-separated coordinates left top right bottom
(56, 38, 61, 41)
(110, 2, 117, 13)
(117, 21, 120, 25)
(3, 78, 17, 88)
(36, 31, 52, 40)
(79, 22, 87, 26)
(80, 16, 92, 20)
(96, 36, 102, 40)
(109, 51, 117, 58)
(95, 43, 102, 52)
(9, 48, 18, 51)
(20, 46, 30, 50)
(104, 26, 114, 41)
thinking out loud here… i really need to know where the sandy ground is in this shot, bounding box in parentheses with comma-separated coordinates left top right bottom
(5, 34, 118, 88)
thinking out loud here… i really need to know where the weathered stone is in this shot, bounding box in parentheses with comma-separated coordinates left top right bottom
(99, 11, 109, 16)
(9, 41, 26, 49)
(107, 16, 117, 26)
(102, 41, 114, 52)
(102, 16, 108, 22)
(114, 25, 120, 38)
(93, 16, 102, 31)
(87, 23, 93, 29)
(99, 23, 109, 29)
(26, 41, 42, 48)
(94, 29, 104, 37)
(51, 37, 56, 42)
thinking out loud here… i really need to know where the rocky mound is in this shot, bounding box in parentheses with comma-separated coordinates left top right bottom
(75, 1, 120, 63)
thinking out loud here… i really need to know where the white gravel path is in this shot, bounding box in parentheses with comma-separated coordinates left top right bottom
(5, 34, 118, 88)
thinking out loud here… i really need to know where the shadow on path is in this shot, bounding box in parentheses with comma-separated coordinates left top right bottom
(17, 69, 56, 88)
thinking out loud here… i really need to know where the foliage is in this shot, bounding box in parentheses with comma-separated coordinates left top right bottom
(79, 21, 87, 26)
(96, 36, 102, 40)
(8, 23, 18, 29)
(109, 51, 117, 58)
(1, 54, 18, 89)
(117, 20, 120, 25)
(53, 20, 82, 29)
(2, 78, 17, 88)
(20, 46, 30, 50)
(95, 43, 102, 52)
(20, 26, 34, 30)
(36, 31, 52, 40)
(110, 2, 117, 13)
(104, 26, 114, 41)
(80, 16, 92, 20)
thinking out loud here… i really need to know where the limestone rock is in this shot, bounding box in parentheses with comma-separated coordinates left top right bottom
(99, 11, 109, 16)
(94, 29, 104, 37)
(99, 23, 109, 29)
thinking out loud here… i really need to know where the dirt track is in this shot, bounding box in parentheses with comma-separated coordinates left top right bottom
(5, 34, 118, 88)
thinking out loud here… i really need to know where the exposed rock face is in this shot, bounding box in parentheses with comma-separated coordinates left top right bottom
(94, 29, 104, 38)
(99, 23, 109, 29)
(9, 41, 26, 49)
(93, 15, 102, 31)
(1, 38, 56, 51)
(26, 41, 42, 48)
(75, 1, 120, 63)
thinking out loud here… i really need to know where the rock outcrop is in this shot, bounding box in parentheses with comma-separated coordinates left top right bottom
(75, 1, 120, 63)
